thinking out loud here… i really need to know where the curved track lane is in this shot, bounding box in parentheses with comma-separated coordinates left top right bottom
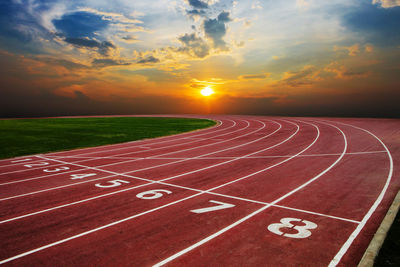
(0, 115, 399, 266)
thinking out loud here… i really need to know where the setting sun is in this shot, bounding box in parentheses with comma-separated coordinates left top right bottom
(200, 87, 214, 96)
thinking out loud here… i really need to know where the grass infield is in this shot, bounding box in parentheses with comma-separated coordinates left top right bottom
(0, 117, 216, 159)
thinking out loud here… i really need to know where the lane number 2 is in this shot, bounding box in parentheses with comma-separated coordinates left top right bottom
(267, 217, 317, 239)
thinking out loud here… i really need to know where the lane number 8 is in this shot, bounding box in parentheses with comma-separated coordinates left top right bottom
(267, 217, 317, 239)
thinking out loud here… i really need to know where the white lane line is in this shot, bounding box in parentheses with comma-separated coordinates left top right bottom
(0, 157, 45, 169)
(0, 119, 270, 196)
(1, 171, 360, 225)
(0, 118, 226, 166)
(0, 118, 229, 173)
(45, 118, 231, 158)
(327, 121, 394, 267)
(153, 120, 347, 266)
(0, 120, 238, 176)
(0, 191, 204, 265)
(0, 119, 308, 263)
(41, 150, 387, 161)
(0, 173, 118, 201)
(0, 167, 91, 186)
(0, 120, 284, 221)
(0, 119, 251, 183)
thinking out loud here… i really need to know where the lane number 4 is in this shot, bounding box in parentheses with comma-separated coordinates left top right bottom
(267, 217, 317, 239)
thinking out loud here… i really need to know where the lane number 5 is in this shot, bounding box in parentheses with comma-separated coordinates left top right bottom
(95, 179, 130, 188)
(267, 217, 317, 239)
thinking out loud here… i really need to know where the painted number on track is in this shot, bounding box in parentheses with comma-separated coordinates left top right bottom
(190, 200, 235, 214)
(136, 189, 172, 200)
(24, 162, 49, 168)
(95, 179, 130, 188)
(70, 173, 97, 180)
(11, 158, 32, 163)
(43, 166, 70, 173)
(267, 217, 317, 239)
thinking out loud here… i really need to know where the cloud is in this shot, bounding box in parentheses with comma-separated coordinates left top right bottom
(296, 0, 310, 8)
(92, 58, 131, 67)
(188, 0, 209, 9)
(324, 63, 371, 80)
(186, 9, 207, 18)
(137, 55, 160, 64)
(372, 0, 400, 8)
(334, 44, 360, 56)
(365, 44, 374, 52)
(281, 66, 318, 87)
(251, 1, 263, 10)
(203, 11, 232, 49)
(39, 57, 89, 70)
(64, 37, 115, 55)
(177, 33, 210, 58)
(120, 35, 139, 43)
(239, 73, 269, 80)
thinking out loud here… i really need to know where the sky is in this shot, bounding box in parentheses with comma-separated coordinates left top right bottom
(0, 0, 399, 117)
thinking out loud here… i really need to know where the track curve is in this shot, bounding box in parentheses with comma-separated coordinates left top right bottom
(0, 115, 399, 266)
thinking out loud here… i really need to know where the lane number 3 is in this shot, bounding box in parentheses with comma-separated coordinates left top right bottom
(267, 217, 317, 239)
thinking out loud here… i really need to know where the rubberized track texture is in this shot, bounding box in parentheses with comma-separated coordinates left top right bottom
(0, 115, 399, 266)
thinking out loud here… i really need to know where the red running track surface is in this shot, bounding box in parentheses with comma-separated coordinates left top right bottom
(0, 115, 399, 266)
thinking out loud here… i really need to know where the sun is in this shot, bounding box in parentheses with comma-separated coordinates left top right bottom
(200, 86, 214, 96)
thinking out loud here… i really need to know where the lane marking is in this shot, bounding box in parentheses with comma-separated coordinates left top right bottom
(0, 191, 205, 265)
(0, 119, 275, 197)
(0, 119, 253, 183)
(152, 120, 347, 266)
(0, 120, 239, 176)
(42, 150, 387, 161)
(0, 119, 310, 263)
(327, 121, 394, 267)
(0, 119, 226, 168)
(0, 119, 285, 221)
(45, 119, 232, 158)
(1, 167, 360, 225)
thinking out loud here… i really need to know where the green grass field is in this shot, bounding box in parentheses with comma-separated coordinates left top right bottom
(0, 117, 216, 159)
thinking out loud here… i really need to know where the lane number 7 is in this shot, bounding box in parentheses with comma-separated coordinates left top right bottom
(190, 200, 235, 214)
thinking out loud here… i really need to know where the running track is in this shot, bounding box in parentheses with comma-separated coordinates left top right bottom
(0, 115, 399, 266)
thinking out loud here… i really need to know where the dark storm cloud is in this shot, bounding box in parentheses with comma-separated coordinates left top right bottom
(188, 0, 209, 9)
(137, 55, 160, 64)
(53, 11, 110, 39)
(203, 11, 231, 49)
(177, 33, 210, 58)
(343, 2, 400, 45)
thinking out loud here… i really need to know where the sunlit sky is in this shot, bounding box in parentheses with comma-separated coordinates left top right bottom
(1, 0, 399, 117)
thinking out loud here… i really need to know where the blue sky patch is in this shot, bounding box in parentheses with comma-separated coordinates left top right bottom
(53, 11, 110, 39)
(343, 2, 400, 45)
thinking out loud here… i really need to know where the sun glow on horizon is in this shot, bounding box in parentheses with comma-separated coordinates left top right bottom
(200, 86, 214, 96)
